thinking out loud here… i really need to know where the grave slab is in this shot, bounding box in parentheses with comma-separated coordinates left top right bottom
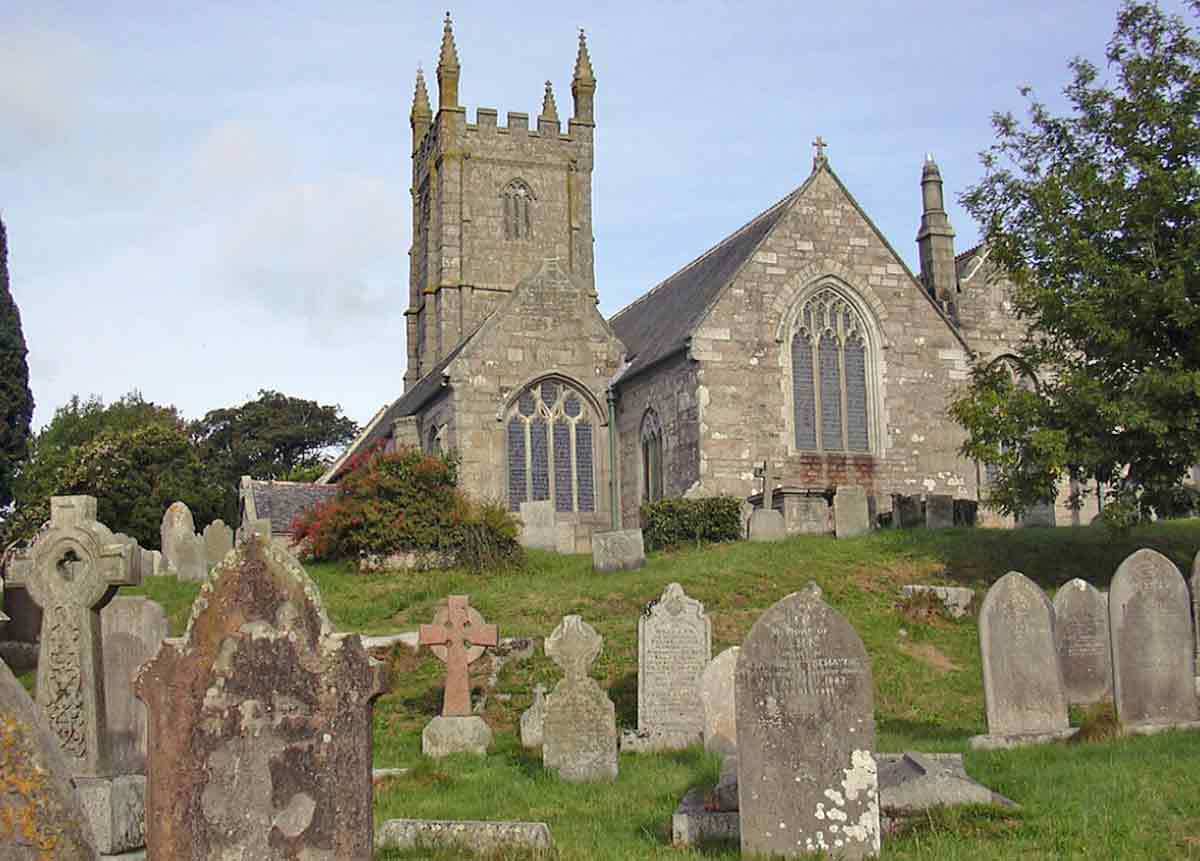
(377, 819, 554, 854)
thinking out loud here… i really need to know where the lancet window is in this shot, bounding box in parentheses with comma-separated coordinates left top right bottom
(641, 409, 664, 503)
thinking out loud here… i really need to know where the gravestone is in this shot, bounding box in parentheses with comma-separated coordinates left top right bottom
(1109, 548, 1199, 731)
(542, 615, 618, 782)
(971, 571, 1074, 749)
(699, 646, 739, 756)
(419, 595, 498, 757)
(102, 596, 168, 774)
(592, 528, 646, 572)
(1191, 549, 1200, 677)
(519, 500, 557, 551)
(202, 519, 234, 567)
(161, 501, 206, 582)
(0, 655, 98, 858)
(520, 684, 547, 749)
(736, 583, 880, 858)
(834, 485, 870, 538)
(635, 582, 711, 748)
(783, 494, 829, 535)
(136, 536, 389, 859)
(953, 499, 978, 527)
(925, 494, 954, 529)
(749, 461, 786, 542)
(894, 495, 923, 528)
(1052, 579, 1112, 706)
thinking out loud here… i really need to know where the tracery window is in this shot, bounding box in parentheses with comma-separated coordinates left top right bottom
(502, 178, 534, 240)
(506, 379, 595, 513)
(641, 409, 664, 503)
(792, 288, 871, 453)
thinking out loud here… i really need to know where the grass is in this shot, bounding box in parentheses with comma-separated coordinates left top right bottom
(95, 520, 1200, 857)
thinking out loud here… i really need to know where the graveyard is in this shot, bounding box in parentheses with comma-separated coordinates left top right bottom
(8, 513, 1199, 858)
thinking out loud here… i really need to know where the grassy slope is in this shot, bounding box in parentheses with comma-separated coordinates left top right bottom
(128, 521, 1200, 859)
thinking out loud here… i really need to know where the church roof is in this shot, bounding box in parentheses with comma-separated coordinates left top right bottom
(245, 480, 338, 534)
(609, 179, 810, 382)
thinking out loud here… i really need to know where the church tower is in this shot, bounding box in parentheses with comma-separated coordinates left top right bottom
(404, 17, 597, 390)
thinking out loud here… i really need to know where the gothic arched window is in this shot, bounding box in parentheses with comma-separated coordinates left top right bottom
(641, 409, 664, 503)
(792, 289, 872, 453)
(506, 379, 595, 513)
(501, 178, 534, 240)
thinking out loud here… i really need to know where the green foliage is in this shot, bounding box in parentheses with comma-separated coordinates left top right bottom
(191, 389, 359, 488)
(0, 218, 33, 510)
(639, 496, 743, 550)
(956, 1, 1200, 523)
(293, 446, 523, 573)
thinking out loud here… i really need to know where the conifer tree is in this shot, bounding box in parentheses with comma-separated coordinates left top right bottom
(0, 216, 34, 510)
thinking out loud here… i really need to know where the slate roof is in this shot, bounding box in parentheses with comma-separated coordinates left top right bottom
(955, 242, 987, 281)
(248, 480, 338, 534)
(608, 179, 809, 382)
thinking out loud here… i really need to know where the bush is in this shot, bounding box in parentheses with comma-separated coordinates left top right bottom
(292, 446, 523, 573)
(640, 496, 743, 551)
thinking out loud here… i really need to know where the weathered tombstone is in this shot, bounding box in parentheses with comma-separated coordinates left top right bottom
(925, 494, 954, 529)
(0, 655, 97, 857)
(419, 595, 498, 757)
(102, 596, 168, 774)
(782, 493, 829, 535)
(953, 499, 978, 527)
(970, 571, 1074, 749)
(136, 536, 389, 859)
(834, 485, 870, 538)
(699, 646, 739, 756)
(592, 528, 646, 572)
(895, 494, 923, 529)
(520, 684, 547, 749)
(202, 518, 234, 567)
(161, 501, 206, 582)
(1109, 548, 1199, 731)
(542, 615, 618, 782)
(519, 500, 557, 551)
(748, 461, 786, 542)
(736, 583, 879, 858)
(1053, 579, 1112, 706)
(635, 582, 711, 748)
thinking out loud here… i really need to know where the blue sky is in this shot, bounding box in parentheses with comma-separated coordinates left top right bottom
(3, 0, 1185, 430)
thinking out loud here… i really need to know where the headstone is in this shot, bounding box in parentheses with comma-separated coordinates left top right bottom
(894, 494, 923, 528)
(161, 501, 206, 582)
(202, 519, 234, 567)
(519, 500, 557, 551)
(419, 595, 498, 757)
(0, 655, 97, 857)
(542, 615, 618, 782)
(136, 536, 389, 859)
(736, 583, 880, 858)
(699, 646, 739, 756)
(783, 494, 829, 535)
(1191, 549, 1200, 677)
(749, 461, 786, 542)
(592, 528, 646, 572)
(925, 494, 954, 529)
(520, 684, 547, 749)
(970, 571, 1075, 749)
(953, 499, 978, 527)
(1018, 500, 1055, 528)
(1109, 548, 1199, 730)
(4, 495, 142, 777)
(1052, 579, 1112, 706)
(636, 582, 711, 748)
(102, 596, 168, 774)
(834, 485, 870, 538)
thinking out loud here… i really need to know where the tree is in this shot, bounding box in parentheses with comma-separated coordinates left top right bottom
(0, 217, 33, 510)
(952, 1, 1200, 525)
(191, 390, 359, 487)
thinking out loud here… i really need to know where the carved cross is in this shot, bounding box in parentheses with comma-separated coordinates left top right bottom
(6, 496, 142, 776)
(419, 595, 498, 717)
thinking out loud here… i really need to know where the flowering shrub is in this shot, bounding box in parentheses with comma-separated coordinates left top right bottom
(292, 446, 523, 573)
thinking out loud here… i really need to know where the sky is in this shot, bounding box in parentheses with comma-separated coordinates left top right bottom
(3, 0, 1190, 432)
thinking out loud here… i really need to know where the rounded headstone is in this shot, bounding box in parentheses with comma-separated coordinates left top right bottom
(699, 646, 739, 756)
(1052, 579, 1112, 706)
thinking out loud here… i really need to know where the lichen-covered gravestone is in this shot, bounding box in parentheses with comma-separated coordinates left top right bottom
(102, 595, 168, 774)
(635, 582, 711, 749)
(542, 615, 618, 782)
(834, 485, 870, 538)
(161, 500, 206, 582)
(1052, 579, 1112, 706)
(971, 572, 1074, 749)
(699, 646, 739, 757)
(520, 684, 547, 749)
(1109, 548, 1199, 731)
(136, 536, 389, 859)
(735, 583, 880, 858)
(202, 519, 234, 567)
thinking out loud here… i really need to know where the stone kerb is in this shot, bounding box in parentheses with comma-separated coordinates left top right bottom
(735, 583, 880, 859)
(542, 614, 618, 782)
(1052, 579, 1112, 706)
(1109, 548, 1199, 732)
(971, 572, 1075, 750)
(136, 536, 389, 858)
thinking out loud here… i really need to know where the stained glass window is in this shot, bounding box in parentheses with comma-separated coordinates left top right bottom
(505, 379, 598, 514)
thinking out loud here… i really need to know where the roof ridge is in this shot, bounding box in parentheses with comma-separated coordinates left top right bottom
(955, 240, 985, 263)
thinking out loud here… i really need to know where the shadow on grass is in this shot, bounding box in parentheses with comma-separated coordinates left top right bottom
(609, 671, 638, 728)
(877, 716, 978, 747)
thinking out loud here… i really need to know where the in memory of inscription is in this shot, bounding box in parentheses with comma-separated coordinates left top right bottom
(637, 583, 712, 744)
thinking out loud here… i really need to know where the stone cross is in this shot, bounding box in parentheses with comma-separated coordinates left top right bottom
(813, 135, 829, 167)
(419, 595, 498, 716)
(6, 495, 142, 777)
(762, 460, 775, 511)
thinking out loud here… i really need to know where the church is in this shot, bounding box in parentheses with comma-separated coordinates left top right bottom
(310, 15, 1098, 550)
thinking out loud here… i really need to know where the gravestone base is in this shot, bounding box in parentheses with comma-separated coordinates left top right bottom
(747, 509, 786, 542)
(422, 715, 493, 758)
(592, 529, 646, 572)
(76, 775, 147, 855)
(968, 728, 1078, 751)
(672, 787, 740, 847)
(619, 728, 702, 753)
(1122, 719, 1200, 737)
(377, 819, 553, 854)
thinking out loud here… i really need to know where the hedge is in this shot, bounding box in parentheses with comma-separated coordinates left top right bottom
(639, 496, 743, 551)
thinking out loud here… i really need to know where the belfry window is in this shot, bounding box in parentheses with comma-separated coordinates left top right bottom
(506, 380, 595, 513)
(502, 178, 534, 240)
(792, 289, 871, 453)
(641, 409, 664, 503)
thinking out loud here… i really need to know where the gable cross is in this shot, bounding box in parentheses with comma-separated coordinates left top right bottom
(813, 135, 828, 169)
(419, 595, 498, 716)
